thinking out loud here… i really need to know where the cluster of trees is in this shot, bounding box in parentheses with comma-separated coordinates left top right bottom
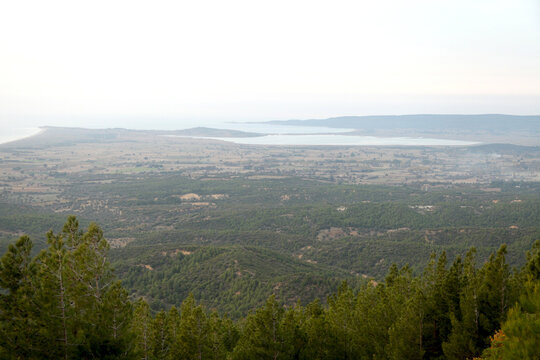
(0, 216, 132, 359)
(112, 226, 538, 314)
(0, 217, 538, 359)
(61, 174, 540, 239)
(115, 244, 357, 318)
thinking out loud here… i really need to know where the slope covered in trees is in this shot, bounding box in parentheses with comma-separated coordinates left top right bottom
(112, 244, 363, 318)
(1, 218, 538, 359)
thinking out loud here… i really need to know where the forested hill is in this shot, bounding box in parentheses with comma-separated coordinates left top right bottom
(264, 114, 540, 131)
(0, 217, 538, 359)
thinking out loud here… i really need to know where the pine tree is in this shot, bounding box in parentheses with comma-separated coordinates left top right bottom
(0, 235, 39, 358)
(68, 220, 124, 357)
(496, 274, 539, 359)
(386, 266, 425, 360)
(326, 282, 357, 359)
(524, 240, 540, 281)
(101, 281, 135, 358)
(300, 299, 335, 360)
(219, 314, 240, 355)
(482, 241, 540, 359)
(478, 244, 511, 345)
(206, 311, 235, 359)
(387, 282, 426, 360)
(232, 295, 292, 360)
(443, 248, 482, 359)
(152, 311, 170, 360)
(133, 298, 153, 360)
(0, 216, 136, 359)
(445, 256, 464, 319)
(177, 293, 210, 360)
(37, 229, 74, 360)
(280, 303, 307, 359)
(167, 306, 182, 359)
(420, 251, 456, 358)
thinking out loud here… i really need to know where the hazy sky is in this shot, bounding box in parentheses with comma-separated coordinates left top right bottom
(1, 0, 539, 128)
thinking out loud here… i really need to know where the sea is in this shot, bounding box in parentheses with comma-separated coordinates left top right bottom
(177, 134, 478, 146)
(0, 121, 478, 146)
(0, 127, 44, 145)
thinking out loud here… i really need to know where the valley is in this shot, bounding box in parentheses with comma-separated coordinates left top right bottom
(0, 125, 539, 315)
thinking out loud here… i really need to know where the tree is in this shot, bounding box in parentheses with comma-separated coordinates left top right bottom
(387, 281, 426, 360)
(232, 295, 293, 360)
(206, 311, 237, 360)
(67, 220, 123, 357)
(481, 241, 540, 360)
(167, 306, 182, 359)
(444, 248, 482, 359)
(300, 299, 335, 360)
(478, 245, 511, 343)
(37, 228, 74, 360)
(497, 276, 539, 359)
(132, 298, 152, 360)
(2, 217, 129, 358)
(177, 293, 210, 360)
(0, 235, 39, 359)
(100, 281, 135, 359)
(151, 311, 170, 360)
(479, 329, 507, 360)
(326, 282, 357, 359)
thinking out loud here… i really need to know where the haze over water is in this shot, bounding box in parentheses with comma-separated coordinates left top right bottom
(167, 134, 480, 146)
(0, 120, 481, 147)
(0, 127, 43, 145)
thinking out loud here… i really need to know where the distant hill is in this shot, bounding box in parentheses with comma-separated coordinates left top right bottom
(264, 114, 540, 131)
(0, 126, 262, 149)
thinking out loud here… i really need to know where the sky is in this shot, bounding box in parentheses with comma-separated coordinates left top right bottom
(0, 0, 539, 129)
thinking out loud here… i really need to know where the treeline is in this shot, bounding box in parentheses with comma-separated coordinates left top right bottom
(0, 217, 538, 359)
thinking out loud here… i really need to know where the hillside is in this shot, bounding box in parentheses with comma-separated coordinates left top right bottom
(262, 114, 540, 145)
(111, 244, 362, 318)
(1, 218, 537, 359)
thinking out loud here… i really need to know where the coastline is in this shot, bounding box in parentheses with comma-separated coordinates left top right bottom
(166, 134, 480, 146)
(0, 127, 46, 145)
